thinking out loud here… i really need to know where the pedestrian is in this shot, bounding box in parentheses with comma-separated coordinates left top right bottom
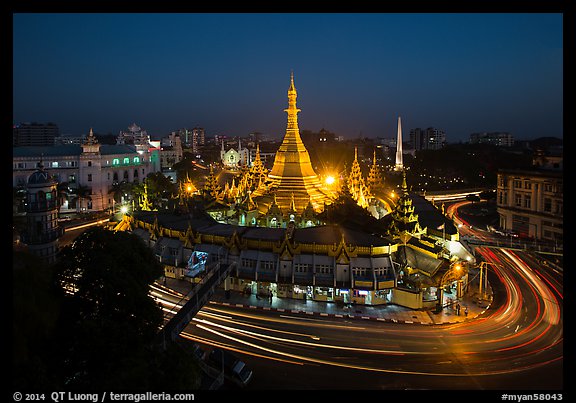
(269, 290, 273, 303)
(464, 307, 468, 317)
(456, 303, 461, 316)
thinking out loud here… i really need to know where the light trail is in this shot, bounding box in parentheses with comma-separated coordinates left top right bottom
(184, 320, 560, 377)
(63, 218, 109, 232)
(191, 316, 407, 355)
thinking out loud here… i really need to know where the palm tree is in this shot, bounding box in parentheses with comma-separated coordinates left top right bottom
(71, 184, 92, 213)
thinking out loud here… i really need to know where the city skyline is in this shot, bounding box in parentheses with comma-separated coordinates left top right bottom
(13, 13, 563, 142)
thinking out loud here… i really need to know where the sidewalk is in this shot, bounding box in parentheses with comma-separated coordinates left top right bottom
(160, 277, 493, 325)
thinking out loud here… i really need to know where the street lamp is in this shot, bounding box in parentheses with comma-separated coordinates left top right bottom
(436, 261, 466, 313)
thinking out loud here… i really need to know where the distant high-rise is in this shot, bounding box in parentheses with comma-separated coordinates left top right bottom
(395, 116, 404, 171)
(470, 132, 514, 147)
(410, 127, 446, 150)
(13, 122, 60, 147)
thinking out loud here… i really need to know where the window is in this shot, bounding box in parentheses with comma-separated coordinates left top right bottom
(314, 264, 333, 274)
(113, 158, 120, 165)
(123, 157, 130, 164)
(261, 260, 276, 271)
(241, 258, 257, 269)
(294, 263, 311, 273)
(133, 156, 140, 163)
(523, 195, 531, 209)
(87, 174, 92, 182)
(544, 198, 552, 212)
(88, 161, 92, 167)
(515, 194, 522, 207)
(513, 179, 522, 189)
(51, 161, 59, 168)
(556, 202, 563, 215)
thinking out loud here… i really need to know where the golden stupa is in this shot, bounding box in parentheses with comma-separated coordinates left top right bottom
(254, 72, 335, 213)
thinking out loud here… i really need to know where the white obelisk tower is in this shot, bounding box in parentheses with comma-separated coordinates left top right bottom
(395, 116, 404, 171)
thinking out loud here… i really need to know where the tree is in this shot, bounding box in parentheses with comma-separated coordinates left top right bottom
(50, 227, 200, 389)
(71, 184, 91, 212)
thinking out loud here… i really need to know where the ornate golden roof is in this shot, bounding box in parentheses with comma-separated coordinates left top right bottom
(255, 73, 335, 213)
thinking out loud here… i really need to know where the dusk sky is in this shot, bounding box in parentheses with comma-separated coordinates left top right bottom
(12, 13, 563, 143)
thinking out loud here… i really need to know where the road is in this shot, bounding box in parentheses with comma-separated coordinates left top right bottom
(62, 204, 563, 390)
(151, 242, 563, 390)
(151, 201, 563, 390)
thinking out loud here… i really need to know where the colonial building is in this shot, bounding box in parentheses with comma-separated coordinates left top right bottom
(19, 160, 63, 265)
(13, 128, 160, 213)
(496, 151, 563, 243)
(221, 138, 251, 169)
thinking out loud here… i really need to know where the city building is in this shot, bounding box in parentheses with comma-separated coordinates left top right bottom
(159, 132, 183, 170)
(116, 123, 151, 154)
(175, 127, 205, 153)
(470, 132, 514, 147)
(410, 127, 446, 150)
(221, 138, 251, 169)
(13, 122, 60, 147)
(496, 148, 563, 244)
(54, 134, 86, 146)
(13, 127, 160, 213)
(18, 160, 63, 265)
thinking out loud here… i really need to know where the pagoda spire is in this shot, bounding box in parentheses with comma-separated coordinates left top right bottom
(367, 147, 384, 196)
(259, 72, 335, 212)
(285, 70, 301, 131)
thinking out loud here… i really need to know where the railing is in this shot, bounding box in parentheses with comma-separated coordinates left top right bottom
(156, 261, 235, 351)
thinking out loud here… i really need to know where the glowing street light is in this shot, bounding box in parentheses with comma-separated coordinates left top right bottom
(325, 175, 335, 186)
(435, 260, 467, 313)
(120, 205, 129, 215)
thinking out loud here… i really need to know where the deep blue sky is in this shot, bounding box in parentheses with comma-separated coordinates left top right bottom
(13, 13, 563, 142)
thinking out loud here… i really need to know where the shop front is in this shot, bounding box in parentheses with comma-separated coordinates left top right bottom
(312, 286, 334, 302)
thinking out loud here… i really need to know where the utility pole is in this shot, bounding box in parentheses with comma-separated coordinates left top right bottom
(478, 262, 494, 300)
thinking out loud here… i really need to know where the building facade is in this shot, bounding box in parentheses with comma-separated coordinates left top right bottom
(13, 128, 160, 213)
(496, 166, 563, 244)
(159, 132, 183, 170)
(20, 162, 63, 265)
(221, 138, 251, 169)
(470, 132, 514, 147)
(410, 127, 446, 151)
(115, 210, 467, 310)
(13, 122, 60, 147)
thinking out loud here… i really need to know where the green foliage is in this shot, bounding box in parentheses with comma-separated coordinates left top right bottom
(13, 227, 202, 390)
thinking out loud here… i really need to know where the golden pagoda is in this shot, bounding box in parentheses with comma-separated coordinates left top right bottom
(254, 72, 335, 213)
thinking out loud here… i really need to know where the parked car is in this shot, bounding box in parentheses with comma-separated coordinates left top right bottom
(206, 347, 253, 388)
